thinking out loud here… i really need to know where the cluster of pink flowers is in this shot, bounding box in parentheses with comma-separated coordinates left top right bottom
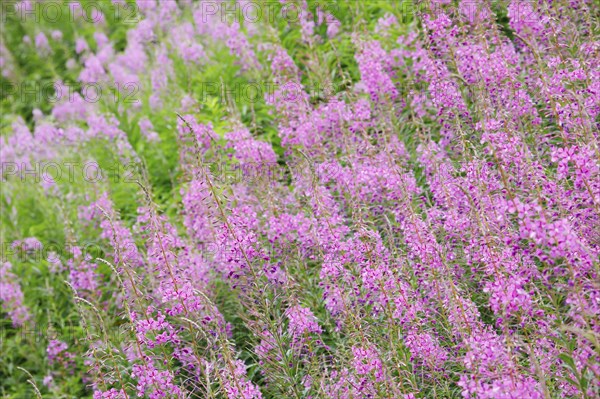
(47, 340, 75, 368)
(0, 262, 30, 326)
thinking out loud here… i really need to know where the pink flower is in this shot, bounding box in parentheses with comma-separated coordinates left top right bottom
(0, 262, 29, 326)
(35, 32, 50, 54)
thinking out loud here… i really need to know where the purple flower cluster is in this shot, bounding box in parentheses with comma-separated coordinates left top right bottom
(0, 262, 29, 326)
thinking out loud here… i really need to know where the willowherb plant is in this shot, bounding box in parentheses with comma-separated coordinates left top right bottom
(0, 0, 599, 398)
